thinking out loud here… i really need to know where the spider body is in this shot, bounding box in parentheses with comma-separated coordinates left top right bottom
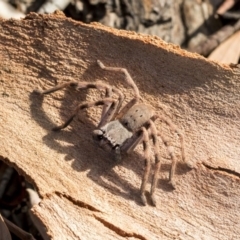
(34, 60, 186, 206)
(93, 103, 154, 160)
(93, 119, 133, 153)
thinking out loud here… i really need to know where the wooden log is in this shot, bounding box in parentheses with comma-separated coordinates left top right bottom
(0, 11, 239, 239)
(208, 30, 240, 63)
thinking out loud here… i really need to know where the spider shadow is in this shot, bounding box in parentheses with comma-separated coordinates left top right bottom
(29, 84, 191, 206)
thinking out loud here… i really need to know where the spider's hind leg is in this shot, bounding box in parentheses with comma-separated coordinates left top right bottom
(140, 127, 151, 206)
(153, 114, 186, 164)
(152, 114, 183, 189)
(148, 120, 161, 206)
(157, 132, 177, 189)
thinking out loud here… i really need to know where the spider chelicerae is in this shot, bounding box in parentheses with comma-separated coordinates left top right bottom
(34, 60, 186, 206)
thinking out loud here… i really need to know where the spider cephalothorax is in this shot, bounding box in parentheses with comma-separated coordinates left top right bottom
(34, 60, 186, 206)
(93, 119, 133, 156)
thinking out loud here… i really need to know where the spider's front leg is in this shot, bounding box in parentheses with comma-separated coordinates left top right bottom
(97, 60, 142, 119)
(97, 60, 140, 99)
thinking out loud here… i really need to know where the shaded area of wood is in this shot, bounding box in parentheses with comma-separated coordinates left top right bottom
(0, 11, 240, 239)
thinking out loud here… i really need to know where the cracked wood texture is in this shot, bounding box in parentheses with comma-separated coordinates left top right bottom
(0, 11, 240, 240)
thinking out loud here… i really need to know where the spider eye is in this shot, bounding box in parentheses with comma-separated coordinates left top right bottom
(93, 129, 103, 141)
(112, 144, 120, 150)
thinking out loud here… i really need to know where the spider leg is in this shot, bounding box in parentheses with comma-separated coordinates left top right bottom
(148, 120, 161, 206)
(157, 131, 177, 189)
(94, 82, 124, 120)
(97, 60, 140, 99)
(140, 127, 151, 206)
(97, 60, 141, 119)
(152, 114, 185, 189)
(52, 98, 117, 131)
(120, 128, 143, 154)
(98, 86, 124, 127)
(97, 97, 120, 128)
(101, 86, 112, 120)
(152, 114, 186, 163)
(33, 81, 79, 94)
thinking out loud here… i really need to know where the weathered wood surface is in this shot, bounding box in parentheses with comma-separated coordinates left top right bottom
(0, 11, 239, 239)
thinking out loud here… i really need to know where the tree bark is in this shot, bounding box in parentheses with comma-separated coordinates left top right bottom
(0, 11, 239, 239)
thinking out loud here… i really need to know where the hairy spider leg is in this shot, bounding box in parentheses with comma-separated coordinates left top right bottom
(97, 60, 141, 119)
(120, 128, 144, 154)
(97, 60, 140, 99)
(152, 114, 186, 188)
(140, 127, 151, 206)
(148, 120, 161, 206)
(157, 131, 177, 189)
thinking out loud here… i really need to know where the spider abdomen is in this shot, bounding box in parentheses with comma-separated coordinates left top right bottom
(120, 104, 154, 131)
